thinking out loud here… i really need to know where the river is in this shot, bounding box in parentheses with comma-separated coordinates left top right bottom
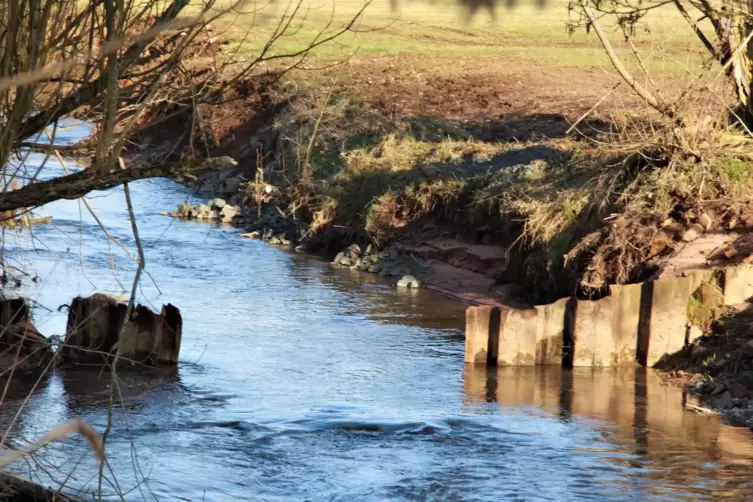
(2, 127, 753, 501)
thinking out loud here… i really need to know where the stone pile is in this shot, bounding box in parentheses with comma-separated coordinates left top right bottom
(687, 377, 753, 427)
(330, 244, 423, 288)
(237, 227, 294, 247)
(331, 244, 405, 276)
(169, 198, 240, 224)
(234, 204, 301, 245)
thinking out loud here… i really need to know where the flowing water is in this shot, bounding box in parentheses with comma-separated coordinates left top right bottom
(2, 126, 753, 500)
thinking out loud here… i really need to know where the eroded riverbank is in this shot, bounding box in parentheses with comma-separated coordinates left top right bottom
(165, 193, 531, 309)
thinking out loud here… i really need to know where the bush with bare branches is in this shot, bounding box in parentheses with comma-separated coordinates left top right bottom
(568, 0, 753, 120)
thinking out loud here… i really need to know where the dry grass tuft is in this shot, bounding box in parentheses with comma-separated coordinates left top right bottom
(0, 420, 104, 470)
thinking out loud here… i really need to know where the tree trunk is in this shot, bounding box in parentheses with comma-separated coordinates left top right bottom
(718, 2, 753, 117)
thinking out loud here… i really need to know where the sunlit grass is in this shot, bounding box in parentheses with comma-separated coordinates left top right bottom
(186, 0, 705, 75)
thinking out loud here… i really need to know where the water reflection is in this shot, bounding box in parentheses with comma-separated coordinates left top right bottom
(464, 365, 753, 499)
(286, 253, 468, 332)
(59, 368, 181, 410)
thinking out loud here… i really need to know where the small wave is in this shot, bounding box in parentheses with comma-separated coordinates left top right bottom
(130, 419, 272, 436)
(270, 413, 547, 438)
(405, 424, 440, 435)
(279, 417, 451, 436)
(185, 420, 269, 433)
(323, 420, 424, 433)
(194, 395, 230, 405)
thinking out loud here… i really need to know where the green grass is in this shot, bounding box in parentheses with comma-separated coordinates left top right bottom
(188, 0, 706, 78)
(714, 158, 753, 184)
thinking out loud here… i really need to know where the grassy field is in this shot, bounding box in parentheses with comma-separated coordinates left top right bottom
(193, 0, 706, 80)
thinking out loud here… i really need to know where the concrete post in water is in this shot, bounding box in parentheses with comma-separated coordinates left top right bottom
(609, 283, 642, 367)
(61, 294, 123, 364)
(534, 298, 567, 365)
(722, 264, 753, 305)
(572, 296, 613, 367)
(62, 293, 182, 366)
(464, 305, 500, 365)
(647, 271, 712, 367)
(497, 308, 538, 366)
(0, 298, 51, 372)
(117, 304, 183, 365)
(462, 266, 753, 368)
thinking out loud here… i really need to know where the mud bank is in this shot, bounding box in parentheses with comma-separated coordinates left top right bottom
(138, 69, 753, 310)
(154, 101, 562, 308)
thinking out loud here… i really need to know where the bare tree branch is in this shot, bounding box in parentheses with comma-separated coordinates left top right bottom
(673, 0, 720, 60)
(17, 0, 198, 143)
(0, 156, 237, 214)
(578, 1, 676, 118)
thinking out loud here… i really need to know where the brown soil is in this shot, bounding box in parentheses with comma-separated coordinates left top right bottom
(137, 54, 626, 161)
(134, 74, 281, 169)
(319, 56, 623, 140)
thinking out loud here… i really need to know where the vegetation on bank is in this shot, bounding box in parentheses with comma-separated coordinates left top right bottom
(162, 0, 753, 303)
(209, 83, 753, 304)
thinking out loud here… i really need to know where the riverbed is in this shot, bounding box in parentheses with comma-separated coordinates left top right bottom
(2, 139, 753, 501)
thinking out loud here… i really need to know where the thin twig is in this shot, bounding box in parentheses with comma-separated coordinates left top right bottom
(97, 169, 146, 500)
(567, 81, 621, 135)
